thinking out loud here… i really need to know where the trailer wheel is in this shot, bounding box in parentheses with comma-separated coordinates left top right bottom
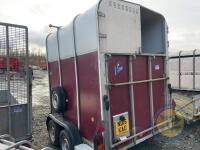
(59, 130, 73, 150)
(48, 120, 61, 146)
(51, 87, 67, 113)
(59, 121, 82, 150)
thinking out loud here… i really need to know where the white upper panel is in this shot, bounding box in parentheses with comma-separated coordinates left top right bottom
(58, 23, 75, 59)
(47, 6, 98, 62)
(75, 6, 98, 55)
(99, 0, 141, 54)
(47, 33, 59, 62)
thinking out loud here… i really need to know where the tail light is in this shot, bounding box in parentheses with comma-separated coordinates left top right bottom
(172, 99, 176, 107)
(94, 125, 104, 150)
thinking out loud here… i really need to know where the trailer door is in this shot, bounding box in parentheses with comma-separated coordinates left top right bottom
(106, 55, 167, 149)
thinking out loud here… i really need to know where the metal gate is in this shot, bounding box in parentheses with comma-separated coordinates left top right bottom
(0, 22, 32, 141)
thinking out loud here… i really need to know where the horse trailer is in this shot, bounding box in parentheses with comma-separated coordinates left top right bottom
(46, 0, 170, 149)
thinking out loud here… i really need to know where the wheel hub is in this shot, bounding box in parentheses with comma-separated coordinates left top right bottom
(49, 125, 55, 142)
(61, 137, 70, 150)
(52, 92, 58, 109)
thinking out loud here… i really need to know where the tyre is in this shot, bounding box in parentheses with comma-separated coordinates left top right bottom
(48, 120, 61, 146)
(51, 87, 67, 113)
(59, 121, 82, 150)
(59, 130, 74, 150)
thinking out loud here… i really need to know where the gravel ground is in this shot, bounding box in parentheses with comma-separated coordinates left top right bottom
(133, 121, 200, 150)
(31, 70, 200, 150)
(32, 70, 50, 149)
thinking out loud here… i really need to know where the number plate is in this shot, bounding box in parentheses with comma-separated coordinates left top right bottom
(115, 118, 129, 136)
(113, 112, 130, 138)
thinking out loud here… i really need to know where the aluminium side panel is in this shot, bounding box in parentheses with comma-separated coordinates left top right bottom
(74, 6, 99, 55)
(74, 5, 102, 141)
(61, 57, 78, 125)
(77, 51, 101, 141)
(58, 23, 78, 125)
(47, 33, 60, 89)
(58, 23, 75, 59)
(47, 33, 59, 62)
(47, 4, 102, 142)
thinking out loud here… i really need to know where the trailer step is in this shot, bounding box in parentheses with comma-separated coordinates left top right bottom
(0, 143, 9, 149)
(75, 144, 93, 150)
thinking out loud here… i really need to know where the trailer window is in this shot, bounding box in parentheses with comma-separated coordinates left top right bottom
(141, 8, 166, 54)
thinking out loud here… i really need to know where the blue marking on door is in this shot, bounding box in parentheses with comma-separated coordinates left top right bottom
(114, 63, 123, 75)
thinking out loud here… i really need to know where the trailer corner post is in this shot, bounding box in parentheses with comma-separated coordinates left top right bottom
(128, 55, 136, 144)
(97, 1, 111, 149)
(73, 15, 81, 129)
(56, 27, 62, 87)
(104, 54, 113, 149)
(45, 33, 52, 113)
(96, 5, 105, 122)
(148, 56, 155, 134)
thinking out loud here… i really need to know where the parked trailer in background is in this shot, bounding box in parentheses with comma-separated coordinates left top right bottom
(0, 22, 32, 142)
(169, 50, 200, 122)
(46, 0, 170, 149)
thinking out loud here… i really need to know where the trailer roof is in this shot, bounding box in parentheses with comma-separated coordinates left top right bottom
(98, 0, 166, 20)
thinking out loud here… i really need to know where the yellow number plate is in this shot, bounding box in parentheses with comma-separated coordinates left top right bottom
(115, 118, 129, 136)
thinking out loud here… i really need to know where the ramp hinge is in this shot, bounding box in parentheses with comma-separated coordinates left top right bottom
(99, 33, 107, 38)
(98, 11, 106, 17)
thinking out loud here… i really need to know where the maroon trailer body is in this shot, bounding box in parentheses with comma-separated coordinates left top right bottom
(46, 0, 170, 149)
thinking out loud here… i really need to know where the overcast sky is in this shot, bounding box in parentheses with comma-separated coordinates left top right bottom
(0, 0, 200, 53)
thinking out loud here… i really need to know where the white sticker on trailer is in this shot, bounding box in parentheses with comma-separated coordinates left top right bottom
(155, 64, 160, 70)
